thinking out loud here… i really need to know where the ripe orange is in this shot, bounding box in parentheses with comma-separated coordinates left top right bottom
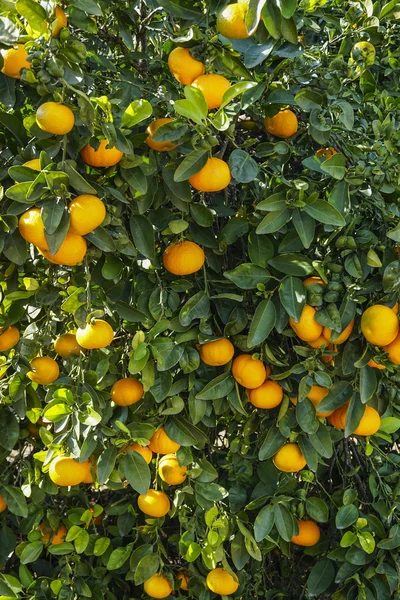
(36, 102, 75, 135)
(368, 358, 385, 370)
(146, 118, 177, 152)
(308, 335, 328, 349)
(304, 276, 326, 286)
(52, 6, 67, 37)
(199, 337, 235, 366)
(289, 305, 323, 343)
(340, 405, 381, 436)
(81, 458, 96, 484)
(0, 326, 20, 351)
(1, 44, 31, 79)
(149, 427, 181, 454)
(361, 304, 399, 346)
(189, 157, 231, 192)
(264, 109, 298, 138)
(323, 321, 354, 344)
(111, 377, 144, 406)
(23, 158, 41, 170)
(178, 571, 189, 591)
(0, 493, 7, 513)
(383, 333, 400, 364)
(27, 357, 59, 385)
(206, 568, 239, 595)
(327, 403, 348, 429)
(216, 3, 250, 39)
(307, 385, 333, 417)
(119, 443, 153, 464)
(291, 520, 320, 546)
(68, 195, 106, 235)
(143, 573, 173, 599)
(273, 443, 306, 472)
(81, 139, 123, 167)
(392, 302, 399, 314)
(138, 489, 170, 517)
(192, 74, 231, 110)
(76, 319, 114, 349)
(48, 456, 88, 486)
(40, 523, 67, 545)
(158, 454, 187, 485)
(163, 241, 205, 276)
(39, 232, 87, 266)
(19, 207, 48, 250)
(168, 47, 205, 85)
(248, 380, 283, 409)
(315, 147, 337, 159)
(54, 333, 81, 358)
(232, 354, 266, 389)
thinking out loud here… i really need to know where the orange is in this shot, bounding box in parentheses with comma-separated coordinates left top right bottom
(361, 304, 399, 346)
(80, 139, 123, 167)
(350, 41, 376, 66)
(308, 385, 333, 417)
(19, 207, 48, 250)
(206, 568, 239, 595)
(392, 302, 399, 314)
(291, 520, 320, 547)
(68, 195, 106, 235)
(158, 454, 187, 485)
(149, 427, 181, 454)
(40, 523, 67, 545)
(383, 333, 400, 364)
(315, 148, 337, 159)
(111, 377, 144, 406)
(0, 326, 20, 351)
(216, 3, 250, 39)
(232, 354, 266, 389)
(163, 241, 205, 276)
(340, 405, 381, 436)
(146, 118, 177, 152)
(0, 493, 7, 513)
(199, 337, 235, 366)
(289, 305, 323, 343)
(52, 6, 67, 38)
(189, 157, 231, 192)
(192, 74, 231, 110)
(54, 333, 81, 358)
(304, 276, 326, 286)
(36, 102, 75, 135)
(273, 443, 306, 472)
(119, 443, 152, 464)
(323, 321, 354, 344)
(368, 358, 385, 370)
(248, 380, 283, 409)
(308, 335, 328, 349)
(264, 109, 298, 139)
(48, 456, 88, 486)
(27, 357, 59, 385)
(76, 319, 114, 349)
(39, 232, 87, 266)
(23, 158, 41, 170)
(327, 403, 348, 429)
(1, 44, 31, 79)
(81, 458, 96, 484)
(143, 573, 172, 599)
(178, 571, 189, 591)
(137, 489, 170, 517)
(168, 47, 205, 85)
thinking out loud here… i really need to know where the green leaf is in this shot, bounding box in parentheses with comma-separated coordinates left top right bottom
(97, 446, 117, 485)
(248, 299, 276, 347)
(309, 424, 333, 458)
(134, 554, 160, 586)
(320, 153, 346, 180)
(336, 505, 359, 529)
(196, 373, 235, 401)
(254, 505, 275, 542)
(280, 16, 298, 44)
(174, 86, 208, 124)
(228, 149, 259, 183)
(122, 452, 151, 495)
(256, 208, 291, 234)
(296, 398, 319, 434)
(358, 531, 375, 554)
(268, 253, 313, 276)
(295, 89, 324, 111)
(20, 541, 44, 565)
(317, 381, 353, 413)
(307, 560, 335, 596)
(85, 227, 116, 252)
(41, 199, 66, 236)
(279, 277, 306, 321)
(280, 0, 297, 18)
(174, 149, 208, 182)
(165, 417, 208, 447)
(292, 209, 315, 249)
(359, 366, 377, 404)
(0, 111, 28, 145)
(2, 486, 28, 517)
(62, 162, 97, 194)
(3, 231, 27, 265)
(107, 544, 132, 570)
(262, 0, 282, 39)
(179, 291, 210, 327)
(16, 0, 46, 31)
(248, 231, 274, 267)
(344, 393, 365, 438)
(379, 417, 400, 434)
(306, 497, 329, 523)
(304, 199, 346, 226)
(258, 427, 286, 461)
(274, 504, 295, 542)
(224, 263, 270, 289)
(129, 215, 155, 261)
(121, 99, 153, 127)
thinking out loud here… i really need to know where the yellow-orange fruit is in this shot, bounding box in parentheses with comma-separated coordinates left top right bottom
(163, 241, 205, 276)
(54, 333, 81, 358)
(323, 321, 354, 344)
(291, 520, 320, 546)
(48, 456, 87, 486)
(146, 118, 177, 152)
(119, 443, 153, 464)
(143, 573, 173, 599)
(1, 44, 31, 79)
(361, 304, 399, 346)
(19, 207, 48, 250)
(148, 427, 180, 454)
(189, 157, 231, 192)
(0, 326, 20, 351)
(192, 74, 231, 110)
(289, 305, 323, 343)
(27, 357, 59, 385)
(232, 354, 266, 389)
(206, 568, 239, 595)
(168, 47, 204, 85)
(81, 139, 123, 167)
(158, 454, 187, 485)
(273, 443, 306, 472)
(383, 333, 400, 365)
(248, 379, 283, 409)
(264, 109, 298, 138)
(138, 490, 170, 517)
(68, 194, 106, 235)
(111, 377, 144, 406)
(40, 523, 67, 545)
(76, 319, 114, 349)
(199, 337, 235, 366)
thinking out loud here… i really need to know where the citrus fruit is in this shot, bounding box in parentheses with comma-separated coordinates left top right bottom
(216, 3, 250, 39)
(76, 319, 114, 349)
(146, 118, 177, 152)
(206, 568, 239, 595)
(199, 337, 235, 366)
(48, 456, 88, 486)
(189, 157, 231, 192)
(40, 523, 67, 545)
(138, 489, 170, 517)
(0, 326, 20, 351)
(52, 6, 68, 37)
(163, 241, 205, 275)
(81, 139, 123, 167)
(307, 385, 333, 417)
(392, 302, 399, 314)
(340, 405, 381, 436)
(158, 454, 187, 485)
(368, 358, 385, 370)
(361, 304, 399, 346)
(1, 44, 31, 79)
(111, 377, 144, 406)
(323, 321, 354, 344)
(315, 147, 337, 159)
(38, 232, 87, 266)
(327, 404, 348, 429)
(273, 443, 307, 472)
(248, 380, 283, 409)
(289, 305, 323, 343)
(291, 520, 321, 546)
(308, 335, 328, 349)
(383, 333, 400, 364)
(54, 333, 81, 358)
(143, 573, 173, 599)
(119, 443, 153, 464)
(192, 74, 231, 110)
(232, 354, 266, 389)
(304, 276, 326, 286)
(19, 207, 48, 250)
(351, 41, 376, 66)
(0, 493, 7, 513)
(27, 356, 59, 385)
(168, 47, 205, 85)
(149, 427, 181, 454)
(23, 158, 41, 170)
(68, 195, 106, 235)
(264, 109, 298, 138)
(36, 102, 75, 135)
(81, 458, 96, 484)
(178, 571, 189, 591)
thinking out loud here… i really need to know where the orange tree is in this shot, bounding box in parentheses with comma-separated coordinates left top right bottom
(0, 1, 400, 599)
